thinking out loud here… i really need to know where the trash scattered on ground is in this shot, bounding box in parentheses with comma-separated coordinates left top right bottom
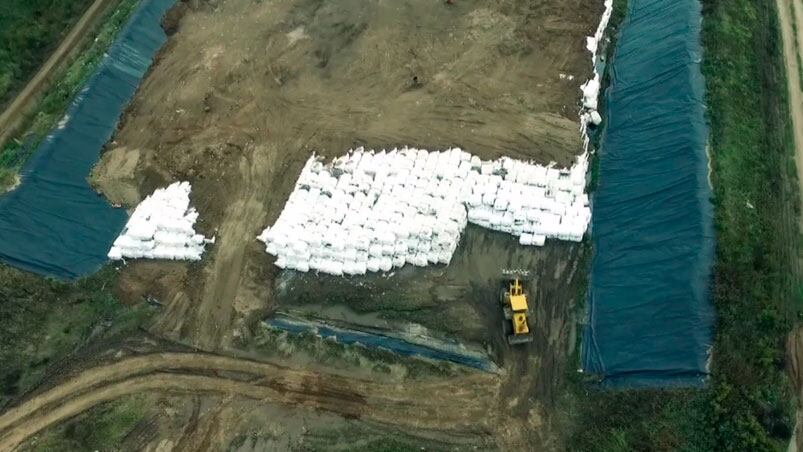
(107, 181, 214, 261)
(258, 147, 590, 275)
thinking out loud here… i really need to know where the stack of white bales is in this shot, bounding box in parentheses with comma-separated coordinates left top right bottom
(258, 147, 590, 275)
(580, 0, 614, 134)
(466, 152, 590, 245)
(107, 181, 213, 261)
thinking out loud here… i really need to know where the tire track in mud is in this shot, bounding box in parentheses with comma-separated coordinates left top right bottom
(189, 150, 271, 350)
(156, 141, 286, 351)
(0, 353, 498, 451)
(0, 374, 361, 451)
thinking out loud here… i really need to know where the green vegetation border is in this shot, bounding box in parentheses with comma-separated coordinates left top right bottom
(0, 264, 150, 410)
(0, 0, 141, 191)
(789, 1, 803, 92)
(0, 0, 95, 105)
(564, 0, 802, 450)
(23, 394, 147, 451)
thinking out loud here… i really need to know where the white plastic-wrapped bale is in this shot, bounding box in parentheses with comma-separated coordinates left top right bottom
(257, 147, 591, 275)
(108, 182, 213, 262)
(579, 0, 613, 152)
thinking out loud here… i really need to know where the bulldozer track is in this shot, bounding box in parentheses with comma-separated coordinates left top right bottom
(0, 353, 497, 451)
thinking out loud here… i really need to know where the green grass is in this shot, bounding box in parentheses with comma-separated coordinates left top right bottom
(0, 168, 17, 191)
(0, 264, 150, 410)
(25, 395, 147, 451)
(566, 0, 801, 450)
(289, 423, 454, 452)
(696, 0, 800, 447)
(230, 422, 457, 452)
(0, 0, 141, 192)
(0, 0, 95, 105)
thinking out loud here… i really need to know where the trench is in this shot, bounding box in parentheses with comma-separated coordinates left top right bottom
(264, 314, 498, 372)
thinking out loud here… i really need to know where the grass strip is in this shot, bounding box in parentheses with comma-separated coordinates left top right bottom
(564, 0, 801, 450)
(25, 395, 147, 451)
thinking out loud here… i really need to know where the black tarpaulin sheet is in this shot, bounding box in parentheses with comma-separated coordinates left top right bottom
(581, 0, 715, 387)
(0, 0, 175, 279)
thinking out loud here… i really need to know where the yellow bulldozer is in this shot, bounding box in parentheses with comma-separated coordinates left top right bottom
(500, 272, 534, 345)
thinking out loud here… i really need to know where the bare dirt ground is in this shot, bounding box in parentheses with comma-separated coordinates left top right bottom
(51, 0, 601, 449)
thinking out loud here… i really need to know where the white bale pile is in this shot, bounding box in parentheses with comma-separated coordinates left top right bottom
(107, 181, 213, 261)
(258, 147, 591, 276)
(580, 0, 614, 147)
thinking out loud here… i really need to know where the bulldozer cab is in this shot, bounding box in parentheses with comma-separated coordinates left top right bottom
(512, 312, 529, 334)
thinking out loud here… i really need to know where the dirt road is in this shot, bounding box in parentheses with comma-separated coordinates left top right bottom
(777, 0, 803, 448)
(0, 352, 499, 451)
(0, 0, 119, 149)
(777, 0, 803, 229)
(97, 0, 599, 352)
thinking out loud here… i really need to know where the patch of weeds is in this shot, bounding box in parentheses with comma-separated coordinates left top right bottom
(300, 423, 451, 452)
(26, 395, 147, 451)
(0, 264, 151, 409)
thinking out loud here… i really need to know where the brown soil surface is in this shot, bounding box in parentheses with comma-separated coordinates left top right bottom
(77, 0, 600, 449)
(114, 260, 189, 306)
(89, 146, 142, 206)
